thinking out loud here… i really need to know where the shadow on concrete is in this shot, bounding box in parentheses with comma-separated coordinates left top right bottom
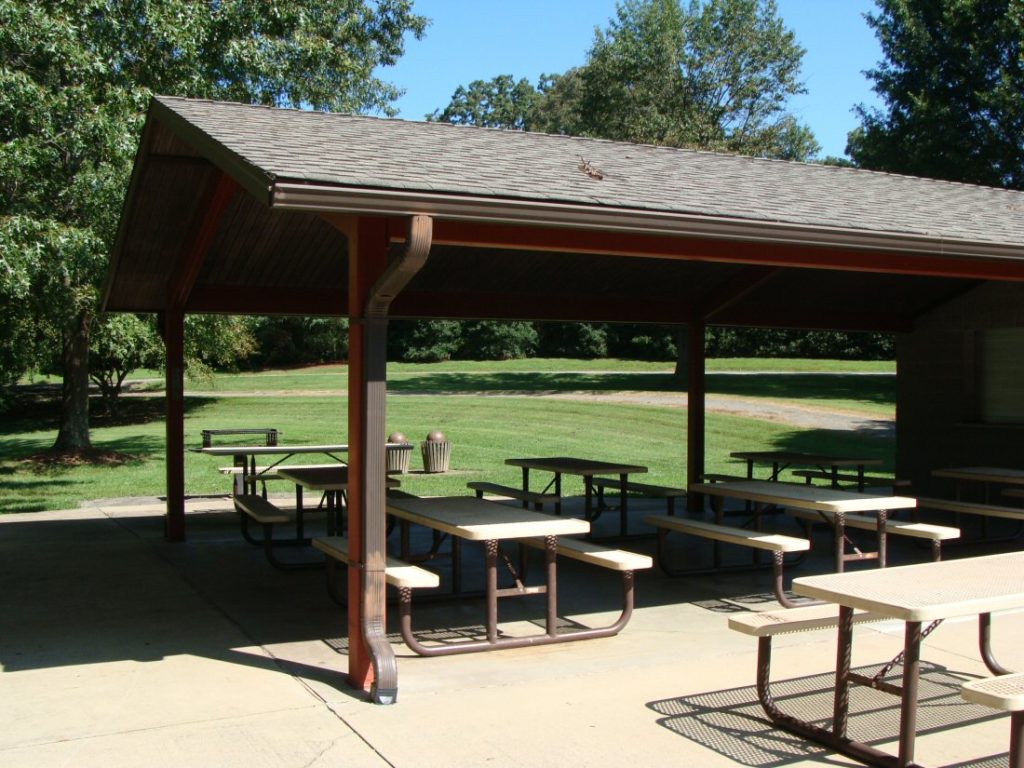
(648, 662, 1003, 767)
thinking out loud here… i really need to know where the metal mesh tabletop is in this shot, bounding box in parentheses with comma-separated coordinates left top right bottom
(793, 552, 1024, 621)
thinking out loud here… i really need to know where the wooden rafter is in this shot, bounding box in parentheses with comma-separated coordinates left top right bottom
(168, 171, 239, 309)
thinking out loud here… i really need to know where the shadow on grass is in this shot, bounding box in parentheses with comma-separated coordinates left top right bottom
(0, 391, 214, 437)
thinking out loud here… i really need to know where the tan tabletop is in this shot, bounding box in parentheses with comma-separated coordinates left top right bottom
(730, 451, 883, 488)
(505, 457, 648, 537)
(276, 465, 399, 491)
(730, 451, 884, 468)
(197, 443, 350, 456)
(933, 466, 1024, 486)
(793, 551, 1024, 622)
(688, 479, 916, 514)
(505, 457, 648, 476)
(385, 495, 589, 541)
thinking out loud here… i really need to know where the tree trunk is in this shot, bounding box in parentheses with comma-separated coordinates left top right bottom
(673, 326, 688, 382)
(53, 311, 92, 451)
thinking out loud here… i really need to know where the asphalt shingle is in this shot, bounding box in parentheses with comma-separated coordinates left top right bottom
(155, 95, 1024, 247)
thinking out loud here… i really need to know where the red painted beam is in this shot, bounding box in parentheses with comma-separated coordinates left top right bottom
(186, 285, 347, 315)
(412, 219, 1024, 282)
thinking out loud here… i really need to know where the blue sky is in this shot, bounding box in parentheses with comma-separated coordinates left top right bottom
(380, 0, 884, 159)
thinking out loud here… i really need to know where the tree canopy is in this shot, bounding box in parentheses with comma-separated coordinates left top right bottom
(848, 0, 1024, 188)
(432, 0, 818, 160)
(0, 0, 427, 449)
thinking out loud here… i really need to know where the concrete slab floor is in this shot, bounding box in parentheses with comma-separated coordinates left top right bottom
(1, 497, 1021, 767)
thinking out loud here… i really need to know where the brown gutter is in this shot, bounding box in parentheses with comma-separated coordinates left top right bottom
(359, 214, 432, 704)
(269, 182, 1024, 263)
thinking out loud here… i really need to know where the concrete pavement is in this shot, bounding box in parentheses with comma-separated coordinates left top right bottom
(1, 496, 1020, 767)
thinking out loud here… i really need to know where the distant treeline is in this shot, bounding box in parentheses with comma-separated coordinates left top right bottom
(248, 317, 893, 368)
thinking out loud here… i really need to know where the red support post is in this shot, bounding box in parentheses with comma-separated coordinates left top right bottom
(346, 217, 390, 692)
(163, 309, 186, 541)
(686, 320, 706, 512)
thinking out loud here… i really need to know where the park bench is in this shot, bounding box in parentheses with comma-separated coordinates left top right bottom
(729, 604, 887, 724)
(591, 476, 687, 516)
(466, 480, 560, 511)
(785, 507, 959, 561)
(645, 515, 810, 608)
(312, 534, 440, 606)
(234, 494, 324, 570)
(519, 535, 653, 635)
(961, 672, 1024, 768)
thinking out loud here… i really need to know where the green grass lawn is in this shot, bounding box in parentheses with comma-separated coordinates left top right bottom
(0, 358, 895, 514)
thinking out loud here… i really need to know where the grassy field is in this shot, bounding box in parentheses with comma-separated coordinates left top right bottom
(1, 358, 896, 513)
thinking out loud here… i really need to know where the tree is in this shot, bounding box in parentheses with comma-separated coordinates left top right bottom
(429, 1, 818, 372)
(848, 0, 1024, 188)
(89, 313, 161, 416)
(428, 75, 541, 129)
(0, 0, 427, 451)
(534, 0, 819, 159)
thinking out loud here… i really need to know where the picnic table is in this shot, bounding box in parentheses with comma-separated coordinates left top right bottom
(730, 450, 883, 491)
(688, 479, 917, 571)
(385, 495, 591, 654)
(776, 552, 1024, 768)
(275, 465, 400, 536)
(196, 443, 350, 495)
(504, 456, 648, 537)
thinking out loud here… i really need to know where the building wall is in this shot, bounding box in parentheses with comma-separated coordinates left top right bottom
(896, 281, 1024, 496)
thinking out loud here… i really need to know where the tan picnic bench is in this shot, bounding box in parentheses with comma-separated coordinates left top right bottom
(591, 476, 687, 516)
(785, 507, 959, 561)
(519, 535, 652, 636)
(312, 534, 440, 605)
(466, 480, 560, 511)
(645, 515, 810, 608)
(961, 672, 1024, 768)
(234, 494, 324, 570)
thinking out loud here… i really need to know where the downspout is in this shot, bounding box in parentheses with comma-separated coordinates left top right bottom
(361, 214, 432, 704)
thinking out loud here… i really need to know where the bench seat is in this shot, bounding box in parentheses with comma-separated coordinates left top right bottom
(785, 508, 957, 563)
(592, 476, 687, 516)
(466, 481, 560, 510)
(520, 535, 653, 572)
(517, 536, 651, 637)
(645, 516, 810, 553)
(234, 494, 291, 524)
(312, 535, 440, 589)
(915, 497, 1024, 522)
(646, 515, 810, 608)
(961, 672, 1024, 766)
(234, 494, 326, 570)
(728, 603, 884, 636)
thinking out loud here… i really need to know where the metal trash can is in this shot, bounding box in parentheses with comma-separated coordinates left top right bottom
(420, 440, 451, 473)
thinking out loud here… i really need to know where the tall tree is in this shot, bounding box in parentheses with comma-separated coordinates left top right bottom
(0, 0, 427, 451)
(848, 0, 1024, 188)
(430, 0, 817, 374)
(428, 74, 541, 129)
(536, 0, 818, 159)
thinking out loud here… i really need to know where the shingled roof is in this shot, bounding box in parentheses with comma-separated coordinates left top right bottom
(103, 95, 1024, 329)
(152, 95, 1024, 253)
